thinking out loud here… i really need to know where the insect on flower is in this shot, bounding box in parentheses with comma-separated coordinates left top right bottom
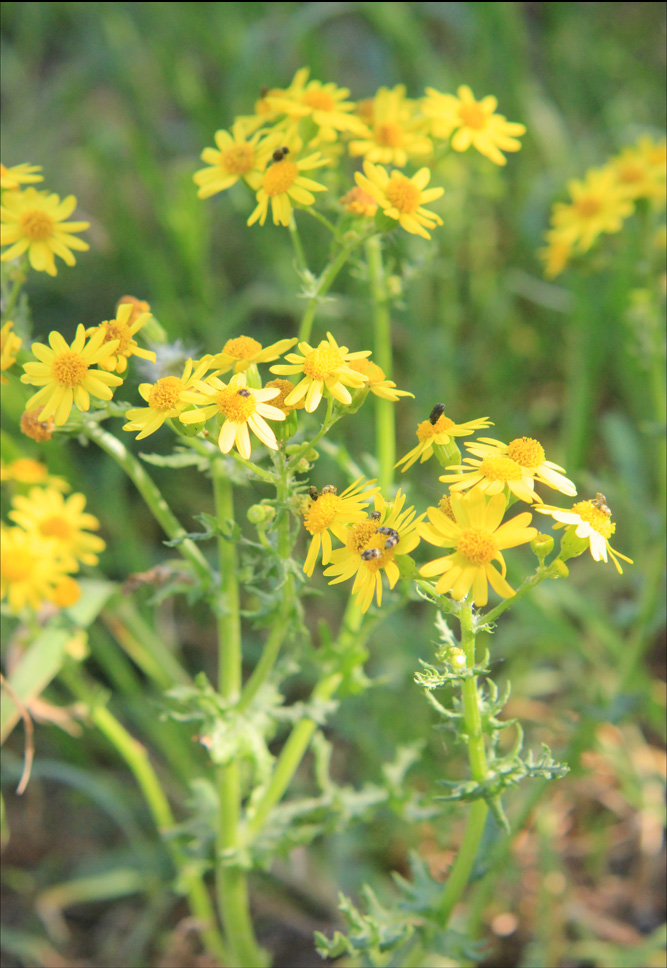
(429, 402, 446, 424)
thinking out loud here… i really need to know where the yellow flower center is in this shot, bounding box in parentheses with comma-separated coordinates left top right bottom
(573, 501, 615, 539)
(224, 336, 262, 360)
(148, 376, 184, 411)
(216, 386, 257, 422)
(102, 320, 132, 354)
(376, 123, 405, 147)
(303, 343, 344, 381)
(52, 351, 89, 388)
(617, 163, 643, 184)
(575, 196, 601, 218)
(507, 437, 545, 468)
(2, 548, 35, 582)
(346, 519, 380, 554)
(264, 379, 301, 413)
(222, 144, 255, 175)
(457, 528, 498, 564)
(40, 516, 72, 540)
(479, 456, 524, 481)
(386, 174, 421, 214)
(416, 415, 455, 442)
(19, 208, 55, 241)
(304, 492, 341, 534)
(263, 159, 299, 196)
(303, 90, 336, 112)
(458, 102, 487, 130)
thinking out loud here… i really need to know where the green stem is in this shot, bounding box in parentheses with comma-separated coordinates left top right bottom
(81, 421, 210, 588)
(286, 396, 336, 468)
(288, 215, 308, 276)
(211, 466, 265, 968)
(297, 234, 370, 343)
(62, 668, 227, 965)
(2, 264, 26, 321)
(365, 235, 395, 493)
(478, 560, 560, 629)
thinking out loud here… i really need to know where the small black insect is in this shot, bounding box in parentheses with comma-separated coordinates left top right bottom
(361, 548, 382, 560)
(309, 486, 319, 501)
(272, 146, 290, 162)
(237, 388, 251, 398)
(369, 510, 381, 520)
(321, 484, 337, 496)
(429, 402, 446, 425)
(377, 526, 399, 549)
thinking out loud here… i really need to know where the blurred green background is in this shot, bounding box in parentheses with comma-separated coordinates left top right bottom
(1, 3, 665, 967)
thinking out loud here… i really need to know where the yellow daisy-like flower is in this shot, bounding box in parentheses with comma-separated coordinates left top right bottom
(193, 121, 278, 198)
(210, 335, 298, 375)
(538, 228, 574, 279)
(0, 526, 67, 613)
(263, 67, 367, 143)
(270, 331, 370, 413)
(349, 85, 433, 168)
(423, 85, 526, 166)
(610, 137, 667, 202)
(550, 167, 634, 252)
(324, 490, 422, 612)
(355, 161, 444, 239)
(21, 325, 123, 426)
(179, 371, 285, 460)
(86, 302, 157, 374)
(346, 358, 414, 402)
(1, 320, 22, 383)
(396, 410, 493, 473)
(535, 495, 633, 574)
(419, 490, 537, 606)
(339, 186, 378, 217)
(0, 162, 43, 190)
(247, 151, 328, 227)
(9, 487, 105, 572)
(0, 458, 69, 491)
(122, 357, 213, 440)
(464, 436, 576, 497)
(1, 187, 90, 275)
(302, 478, 378, 577)
(440, 455, 543, 504)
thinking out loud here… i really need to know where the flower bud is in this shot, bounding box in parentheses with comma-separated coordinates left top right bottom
(446, 647, 467, 670)
(433, 439, 461, 469)
(247, 504, 276, 526)
(295, 458, 311, 474)
(550, 559, 569, 578)
(558, 527, 589, 562)
(531, 532, 554, 564)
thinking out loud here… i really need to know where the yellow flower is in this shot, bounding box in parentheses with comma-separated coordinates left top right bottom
(396, 410, 493, 473)
(550, 167, 634, 252)
(0, 526, 67, 613)
(440, 455, 543, 504)
(324, 490, 422, 612)
(179, 371, 285, 459)
(117, 295, 151, 324)
(464, 436, 576, 497)
(20, 408, 55, 442)
(302, 478, 378, 577)
(534, 495, 633, 574)
(122, 357, 213, 440)
(339, 186, 378, 217)
(346, 358, 414, 402)
(270, 331, 370, 412)
(0, 162, 43, 190)
(86, 302, 157, 374)
(355, 161, 443, 239)
(247, 151, 328, 227)
(1, 320, 21, 383)
(51, 576, 82, 608)
(1, 187, 89, 275)
(9, 487, 105, 571)
(263, 67, 367, 143)
(423, 85, 526, 166)
(193, 121, 278, 198)
(21, 325, 123, 426)
(538, 228, 574, 279)
(419, 490, 537, 606)
(348, 85, 433, 168)
(0, 458, 69, 491)
(610, 137, 667, 202)
(262, 378, 305, 413)
(210, 335, 298, 375)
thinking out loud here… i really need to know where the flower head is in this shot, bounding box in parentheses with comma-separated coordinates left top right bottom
(20, 408, 55, 442)
(535, 495, 633, 573)
(9, 487, 105, 572)
(247, 151, 328, 227)
(262, 68, 367, 144)
(340, 186, 378, 217)
(179, 371, 285, 459)
(463, 437, 576, 497)
(302, 478, 378, 577)
(349, 86, 432, 168)
(210, 335, 297, 375)
(419, 490, 537, 606)
(423, 85, 526, 166)
(0, 458, 69, 491)
(21, 325, 123, 426)
(123, 357, 213, 440)
(610, 137, 667, 202)
(0, 162, 43, 190)
(1, 320, 21, 383)
(270, 331, 370, 412)
(324, 490, 422, 612)
(262, 379, 305, 413)
(396, 410, 492, 473)
(550, 167, 634, 252)
(194, 121, 278, 198)
(86, 302, 157, 374)
(346, 357, 414, 402)
(1, 188, 89, 275)
(355, 161, 443, 239)
(1, 526, 67, 613)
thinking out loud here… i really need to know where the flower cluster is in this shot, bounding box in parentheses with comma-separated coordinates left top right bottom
(540, 135, 666, 277)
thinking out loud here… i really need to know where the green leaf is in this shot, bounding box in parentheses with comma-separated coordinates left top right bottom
(1, 627, 71, 743)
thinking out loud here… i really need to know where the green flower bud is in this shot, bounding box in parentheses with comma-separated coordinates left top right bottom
(558, 527, 589, 562)
(295, 458, 311, 474)
(247, 504, 276, 526)
(446, 647, 467, 671)
(433, 439, 461, 469)
(550, 559, 569, 578)
(244, 363, 262, 390)
(531, 531, 555, 564)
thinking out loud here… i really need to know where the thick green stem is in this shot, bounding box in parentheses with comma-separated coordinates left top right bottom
(211, 466, 265, 967)
(365, 235, 395, 493)
(81, 421, 210, 588)
(62, 668, 227, 965)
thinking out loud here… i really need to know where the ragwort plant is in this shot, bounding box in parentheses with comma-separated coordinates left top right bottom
(0, 72, 641, 967)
